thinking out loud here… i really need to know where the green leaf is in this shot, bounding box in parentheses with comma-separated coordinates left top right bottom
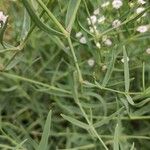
(125, 94, 135, 106)
(113, 124, 120, 150)
(21, 0, 63, 36)
(130, 143, 135, 150)
(15, 139, 27, 150)
(93, 107, 124, 128)
(37, 110, 52, 150)
(65, 0, 81, 32)
(102, 50, 116, 87)
(61, 114, 89, 130)
(123, 46, 130, 92)
(5, 53, 24, 70)
(20, 8, 31, 41)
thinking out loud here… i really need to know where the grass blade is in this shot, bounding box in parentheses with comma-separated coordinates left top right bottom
(37, 110, 52, 150)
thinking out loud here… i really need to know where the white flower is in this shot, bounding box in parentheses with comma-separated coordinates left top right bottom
(104, 39, 112, 46)
(0, 11, 8, 27)
(93, 8, 99, 15)
(136, 7, 145, 14)
(138, 0, 146, 5)
(102, 65, 107, 71)
(87, 15, 97, 25)
(98, 16, 106, 24)
(79, 36, 87, 44)
(88, 58, 95, 67)
(137, 25, 148, 33)
(136, 7, 146, 17)
(146, 48, 150, 54)
(112, 0, 123, 9)
(96, 42, 101, 48)
(101, 1, 110, 8)
(112, 19, 121, 28)
(121, 57, 129, 63)
(129, 2, 134, 8)
(89, 26, 97, 33)
(76, 32, 82, 38)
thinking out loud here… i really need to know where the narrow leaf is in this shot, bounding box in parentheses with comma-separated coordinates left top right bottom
(37, 110, 52, 150)
(65, 0, 81, 32)
(130, 143, 135, 150)
(21, 0, 63, 36)
(102, 50, 116, 87)
(61, 114, 89, 130)
(20, 9, 31, 40)
(113, 124, 119, 150)
(123, 46, 130, 92)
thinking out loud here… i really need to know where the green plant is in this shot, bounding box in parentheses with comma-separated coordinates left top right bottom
(0, 0, 150, 149)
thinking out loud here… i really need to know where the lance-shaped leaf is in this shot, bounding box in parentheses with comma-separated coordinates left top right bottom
(21, 0, 63, 36)
(65, 0, 81, 32)
(37, 110, 52, 150)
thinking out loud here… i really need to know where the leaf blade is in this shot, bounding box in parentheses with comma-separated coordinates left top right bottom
(37, 110, 52, 150)
(65, 0, 81, 32)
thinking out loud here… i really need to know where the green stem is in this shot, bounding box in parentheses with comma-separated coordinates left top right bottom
(0, 72, 71, 94)
(67, 37, 83, 83)
(37, 0, 69, 37)
(77, 102, 109, 150)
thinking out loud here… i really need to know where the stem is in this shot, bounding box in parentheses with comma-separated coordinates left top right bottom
(37, 0, 69, 37)
(77, 102, 109, 150)
(0, 72, 71, 94)
(67, 37, 83, 83)
(142, 62, 145, 91)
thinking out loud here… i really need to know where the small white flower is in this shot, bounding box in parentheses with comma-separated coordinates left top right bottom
(79, 36, 87, 44)
(138, 0, 146, 5)
(93, 8, 99, 15)
(101, 1, 110, 8)
(104, 39, 112, 46)
(112, 19, 121, 28)
(129, 2, 134, 8)
(98, 16, 106, 24)
(137, 25, 148, 33)
(96, 42, 101, 48)
(87, 15, 97, 25)
(0, 11, 8, 27)
(146, 48, 150, 54)
(75, 32, 82, 38)
(89, 26, 97, 33)
(136, 7, 145, 14)
(112, 0, 123, 9)
(88, 58, 95, 67)
(102, 65, 107, 71)
(121, 57, 129, 63)
(136, 7, 146, 17)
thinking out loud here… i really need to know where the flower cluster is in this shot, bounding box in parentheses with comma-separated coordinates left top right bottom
(75, 0, 149, 67)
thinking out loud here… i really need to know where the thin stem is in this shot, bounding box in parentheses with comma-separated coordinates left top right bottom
(0, 72, 71, 94)
(37, 0, 69, 37)
(77, 102, 109, 150)
(67, 37, 83, 83)
(142, 62, 145, 91)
